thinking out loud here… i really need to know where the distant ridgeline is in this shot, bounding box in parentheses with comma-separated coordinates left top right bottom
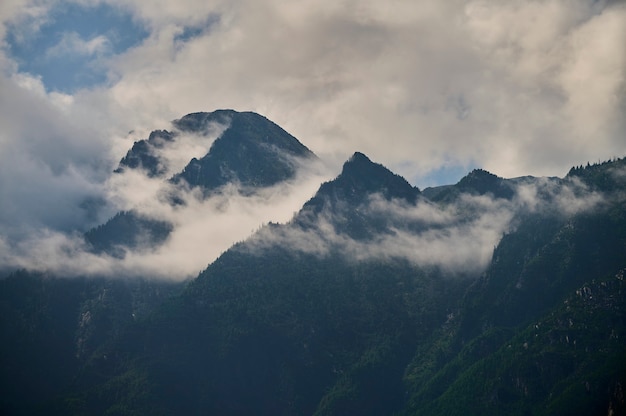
(1, 110, 625, 415)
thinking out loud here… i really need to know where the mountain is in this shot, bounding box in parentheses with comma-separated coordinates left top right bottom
(402, 157, 626, 415)
(84, 211, 173, 257)
(115, 109, 318, 188)
(30, 155, 621, 416)
(293, 151, 421, 239)
(1, 106, 625, 416)
(422, 168, 539, 202)
(86, 110, 317, 256)
(115, 129, 176, 178)
(172, 110, 317, 193)
(60, 152, 467, 416)
(303, 151, 420, 207)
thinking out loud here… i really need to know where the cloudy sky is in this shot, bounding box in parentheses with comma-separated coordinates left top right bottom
(0, 0, 624, 278)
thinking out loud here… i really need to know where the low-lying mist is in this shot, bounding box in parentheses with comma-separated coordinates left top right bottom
(246, 175, 609, 276)
(0, 116, 330, 280)
(0, 161, 329, 280)
(1, 147, 620, 281)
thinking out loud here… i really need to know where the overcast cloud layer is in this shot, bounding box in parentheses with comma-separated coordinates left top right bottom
(0, 0, 624, 278)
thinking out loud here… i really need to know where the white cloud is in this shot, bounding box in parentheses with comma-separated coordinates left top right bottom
(46, 32, 112, 57)
(0, 0, 51, 43)
(81, 0, 623, 181)
(0, 130, 331, 279)
(247, 192, 515, 275)
(0, 73, 112, 237)
(247, 177, 610, 275)
(5, 0, 623, 179)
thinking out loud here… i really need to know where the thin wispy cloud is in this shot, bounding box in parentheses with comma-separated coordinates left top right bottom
(46, 32, 111, 58)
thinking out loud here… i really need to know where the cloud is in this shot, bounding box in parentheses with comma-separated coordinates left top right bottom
(46, 32, 111, 57)
(0, 73, 112, 237)
(0, 161, 613, 280)
(0, 47, 329, 280)
(246, 177, 610, 275)
(82, 0, 624, 182)
(0, 151, 331, 280)
(246, 192, 515, 275)
(3, 0, 624, 181)
(0, 0, 50, 43)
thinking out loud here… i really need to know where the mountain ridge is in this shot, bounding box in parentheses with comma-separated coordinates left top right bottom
(64, 156, 626, 415)
(1, 109, 625, 415)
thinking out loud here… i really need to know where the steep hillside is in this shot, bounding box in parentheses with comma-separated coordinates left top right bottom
(0, 271, 182, 415)
(403, 158, 626, 415)
(84, 211, 173, 257)
(2, 135, 625, 415)
(60, 153, 469, 415)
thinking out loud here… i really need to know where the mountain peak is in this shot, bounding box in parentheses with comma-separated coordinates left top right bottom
(456, 168, 514, 199)
(339, 151, 382, 177)
(346, 151, 370, 164)
(289, 152, 419, 239)
(457, 168, 498, 185)
(172, 110, 317, 193)
(114, 129, 176, 177)
(423, 168, 517, 202)
(301, 152, 419, 214)
(172, 109, 237, 132)
(337, 152, 419, 198)
(115, 110, 317, 187)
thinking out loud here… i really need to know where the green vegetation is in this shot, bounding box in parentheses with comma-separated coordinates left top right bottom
(84, 211, 173, 258)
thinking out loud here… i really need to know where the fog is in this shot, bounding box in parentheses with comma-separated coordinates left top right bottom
(246, 175, 608, 275)
(0, 112, 330, 280)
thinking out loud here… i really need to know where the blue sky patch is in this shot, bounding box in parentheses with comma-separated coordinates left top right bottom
(413, 162, 478, 190)
(5, 2, 149, 92)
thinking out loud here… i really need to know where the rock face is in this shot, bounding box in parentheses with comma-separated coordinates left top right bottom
(115, 129, 176, 178)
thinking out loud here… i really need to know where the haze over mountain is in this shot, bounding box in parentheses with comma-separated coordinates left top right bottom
(1, 117, 624, 414)
(85, 110, 318, 260)
(1, 1, 624, 413)
(0, 110, 327, 280)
